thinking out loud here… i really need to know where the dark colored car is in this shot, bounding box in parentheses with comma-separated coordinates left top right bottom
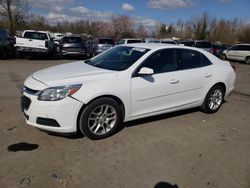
(93, 38, 115, 56)
(211, 44, 231, 58)
(0, 29, 15, 59)
(60, 36, 87, 58)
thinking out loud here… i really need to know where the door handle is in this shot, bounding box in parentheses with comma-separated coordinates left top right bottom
(205, 74, 212, 78)
(170, 80, 179, 84)
(29, 39, 33, 42)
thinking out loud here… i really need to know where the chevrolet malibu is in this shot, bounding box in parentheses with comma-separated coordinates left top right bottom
(21, 43, 236, 139)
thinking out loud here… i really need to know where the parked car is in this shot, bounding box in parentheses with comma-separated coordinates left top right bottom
(211, 43, 231, 58)
(93, 38, 115, 56)
(21, 43, 236, 139)
(193, 40, 212, 52)
(117, 38, 143, 45)
(160, 40, 177, 45)
(60, 36, 87, 58)
(179, 40, 195, 47)
(222, 44, 250, 64)
(52, 32, 64, 45)
(0, 29, 15, 59)
(15, 30, 56, 57)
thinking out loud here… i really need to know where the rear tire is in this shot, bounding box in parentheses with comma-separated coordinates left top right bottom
(222, 54, 227, 60)
(79, 98, 123, 140)
(201, 85, 225, 114)
(1, 48, 7, 59)
(246, 57, 250, 64)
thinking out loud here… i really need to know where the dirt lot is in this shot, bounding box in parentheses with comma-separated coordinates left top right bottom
(0, 58, 250, 188)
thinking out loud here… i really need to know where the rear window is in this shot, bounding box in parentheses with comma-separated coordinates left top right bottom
(127, 40, 142, 44)
(23, 32, 48, 40)
(180, 41, 194, 46)
(62, 37, 83, 43)
(194, 42, 212, 48)
(161, 41, 176, 44)
(98, 39, 114, 45)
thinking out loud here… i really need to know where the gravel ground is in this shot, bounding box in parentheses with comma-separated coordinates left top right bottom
(0, 59, 249, 188)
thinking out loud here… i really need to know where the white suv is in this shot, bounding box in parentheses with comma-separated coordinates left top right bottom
(222, 44, 250, 64)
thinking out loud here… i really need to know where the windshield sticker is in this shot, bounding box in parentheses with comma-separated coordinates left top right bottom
(132, 48, 147, 52)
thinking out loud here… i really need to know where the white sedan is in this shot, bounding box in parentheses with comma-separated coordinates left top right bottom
(21, 43, 236, 139)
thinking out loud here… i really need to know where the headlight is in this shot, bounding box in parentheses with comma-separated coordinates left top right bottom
(38, 84, 82, 101)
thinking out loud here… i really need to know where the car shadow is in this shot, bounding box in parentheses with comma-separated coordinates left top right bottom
(45, 107, 200, 139)
(123, 107, 200, 128)
(154, 181, 179, 188)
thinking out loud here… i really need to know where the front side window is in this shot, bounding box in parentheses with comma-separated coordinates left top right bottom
(139, 49, 176, 74)
(176, 49, 211, 70)
(86, 46, 150, 71)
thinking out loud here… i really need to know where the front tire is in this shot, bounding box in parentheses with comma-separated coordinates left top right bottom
(201, 85, 225, 114)
(79, 98, 123, 140)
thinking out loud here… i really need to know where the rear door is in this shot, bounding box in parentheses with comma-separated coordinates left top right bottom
(175, 49, 214, 105)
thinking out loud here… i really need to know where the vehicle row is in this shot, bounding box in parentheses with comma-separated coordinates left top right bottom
(1, 29, 250, 64)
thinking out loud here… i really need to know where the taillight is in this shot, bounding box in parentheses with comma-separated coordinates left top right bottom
(231, 65, 236, 72)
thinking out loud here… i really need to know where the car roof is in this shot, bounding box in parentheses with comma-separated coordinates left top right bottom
(122, 43, 199, 51)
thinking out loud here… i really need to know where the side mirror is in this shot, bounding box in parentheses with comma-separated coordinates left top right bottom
(138, 67, 154, 76)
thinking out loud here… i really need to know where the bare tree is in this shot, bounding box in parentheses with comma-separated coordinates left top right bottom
(0, 0, 29, 35)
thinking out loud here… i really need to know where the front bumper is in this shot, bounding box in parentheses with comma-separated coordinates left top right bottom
(21, 91, 83, 133)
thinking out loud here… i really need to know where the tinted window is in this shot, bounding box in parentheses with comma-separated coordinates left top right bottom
(62, 37, 83, 43)
(176, 49, 211, 70)
(194, 41, 212, 48)
(230, 45, 239, 51)
(140, 49, 176, 74)
(237, 45, 250, 51)
(86, 46, 150, 71)
(0, 31, 9, 39)
(161, 41, 176, 44)
(127, 40, 142, 44)
(23, 32, 48, 40)
(98, 39, 114, 45)
(180, 41, 194, 47)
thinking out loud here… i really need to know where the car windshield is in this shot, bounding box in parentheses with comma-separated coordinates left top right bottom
(98, 39, 114, 45)
(85, 46, 150, 71)
(62, 37, 83, 43)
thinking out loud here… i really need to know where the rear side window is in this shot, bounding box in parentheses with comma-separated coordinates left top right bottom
(237, 45, 250, 51)
(176, 49, 211, 70)
(23, 32, 48, 40)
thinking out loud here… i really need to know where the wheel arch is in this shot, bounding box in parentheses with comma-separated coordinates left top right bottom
(76, 95, 126, 132)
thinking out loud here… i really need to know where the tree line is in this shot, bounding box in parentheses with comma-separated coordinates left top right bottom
(1, 0, 250, 44)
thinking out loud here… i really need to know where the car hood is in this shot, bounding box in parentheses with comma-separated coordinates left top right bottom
(30, 61, 117, 87)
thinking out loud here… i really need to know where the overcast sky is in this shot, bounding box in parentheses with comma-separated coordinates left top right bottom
(30, 0, 250, 30)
